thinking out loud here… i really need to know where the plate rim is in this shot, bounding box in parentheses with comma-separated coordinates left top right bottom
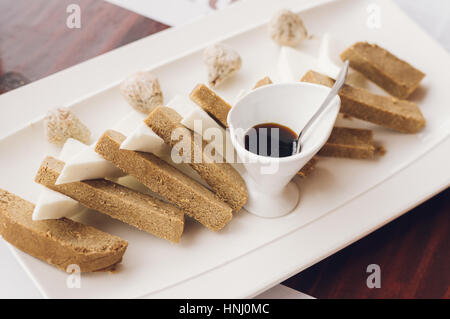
(1, 0, 450, 298)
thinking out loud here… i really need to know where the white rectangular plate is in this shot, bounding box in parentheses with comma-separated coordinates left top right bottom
(0, 0, 449, 298)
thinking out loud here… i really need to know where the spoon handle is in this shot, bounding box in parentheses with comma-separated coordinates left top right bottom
(295, 60, 349, 154)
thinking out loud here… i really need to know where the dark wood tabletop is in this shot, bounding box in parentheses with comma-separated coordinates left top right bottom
(1, 0, 448, 299)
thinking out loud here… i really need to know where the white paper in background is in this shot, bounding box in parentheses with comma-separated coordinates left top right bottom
(394, 0, 450, 52)
(105, 0, 239, 26)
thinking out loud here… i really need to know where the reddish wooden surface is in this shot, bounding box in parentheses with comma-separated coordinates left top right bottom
(283, 189, 449, 299)
(0, 0, 448, 299)
(0, 0, 168, 82)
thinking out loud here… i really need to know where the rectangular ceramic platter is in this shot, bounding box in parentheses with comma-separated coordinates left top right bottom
(0, 0, 449, 298)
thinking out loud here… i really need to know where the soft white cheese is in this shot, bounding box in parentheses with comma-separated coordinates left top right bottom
(55, 111, 148, 185)
(317, 33, 341, 78)
(119, 122, 208, 187)
(120, 94, 237, 185)
(112, 110, 147, 135)
(167, 94, 232, 159)
(36, 112, 147, 219)
(277, 45, 319, 82)
(277, 34, 341, 82)
(167, 95, 221, 134)
(56, 142, 124, 185)
(32, 187, 83, 221)
(120, 122, 170, 158)
(58, 138, 88, 162)
(121, 94, 233, 159)
(32, 139, 87, 220)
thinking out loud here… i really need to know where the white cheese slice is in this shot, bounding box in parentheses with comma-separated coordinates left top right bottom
(122, 137, 207, 188)
(277, 34, 342, 82)
(120, 122, 170, 158)
(167, 94, 232, 159)
(56, 140, 124, 185)
(33, 139, 87, 220)
(55, 111, 148, 185)
(119, 94, 238, 185)
(32, 187, 83, 221)
(118, 97, 207, 184)
(277, 46, 319, 82)
(35, 112, 147, 219)
(317, 33, 341, 79)
(112, 111, 147, 135)
(167, 95, 219, 134)
(58, 138, 88, 162)
(121, 94, 233, 159)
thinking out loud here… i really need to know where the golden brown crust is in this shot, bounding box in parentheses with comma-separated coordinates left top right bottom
(253, 76, 273, 89)
(34, 156, 185, 243)
(0, 188, 127, 272)
(189, 84, 232, 128)
(319, 127, 376, 159)
(145, 107, 248, 212)
(301, 70, 426, 133)
(340, 42, 425, 99)
(95, 130, 233, 231)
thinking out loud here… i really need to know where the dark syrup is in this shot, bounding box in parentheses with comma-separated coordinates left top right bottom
(244, 123, 298, 158)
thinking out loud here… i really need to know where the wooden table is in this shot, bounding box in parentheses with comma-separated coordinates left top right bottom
(1, 0, 448, 299)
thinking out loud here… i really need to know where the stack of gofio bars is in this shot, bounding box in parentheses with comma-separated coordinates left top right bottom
(0, 78, 251, 272)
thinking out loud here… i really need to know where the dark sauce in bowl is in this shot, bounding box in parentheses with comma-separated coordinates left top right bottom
(244, 123, 298, 158)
